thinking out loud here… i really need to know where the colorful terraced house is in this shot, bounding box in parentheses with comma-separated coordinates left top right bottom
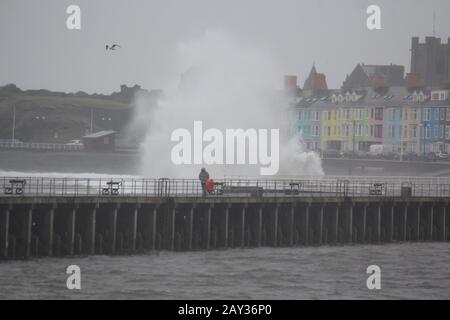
(285, 64, 450, 155)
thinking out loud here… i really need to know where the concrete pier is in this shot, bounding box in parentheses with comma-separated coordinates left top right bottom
(0, 195, 449, 259)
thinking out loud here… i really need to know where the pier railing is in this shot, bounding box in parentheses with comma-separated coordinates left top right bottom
(1, 176, 450, 198)
(0, 141, 83, 151)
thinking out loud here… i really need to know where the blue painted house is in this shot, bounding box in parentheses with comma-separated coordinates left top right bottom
(420, 106, 441, 153)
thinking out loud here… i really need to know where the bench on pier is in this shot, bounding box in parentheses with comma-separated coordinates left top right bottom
(223, 185, 264, 197)
(4, 179, 26, 195)
(284, 182, 303, 195)
(102, 181, 122, 196)
(369, 182, 385, 196)
(209, 182, 225, 195)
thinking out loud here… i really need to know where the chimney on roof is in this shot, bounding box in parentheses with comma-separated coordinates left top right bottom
(311, 73, 328, 91)
(369, 75, 388, 89)
(406, 73, 423, 90)
(284, 75, 298, 91)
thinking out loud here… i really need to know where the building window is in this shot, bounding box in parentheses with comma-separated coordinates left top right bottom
(298, 112, 302, 121)
(425, 126, 431, 139)
(412, 108, 417, 120)
(435, 109, 439, 121)
(411, 125, 417, 138)
(315, 125, 320, 137)
(375, 108, 383, 121)
(424, 108, 431, 121)
(374, 125, 383, 138)
(440, 125, 444, 139)
(446, 126, 450, 140)
(389, 125, 395, 138)
(447, 108, 450, 122)
(440, 108, 445, 120)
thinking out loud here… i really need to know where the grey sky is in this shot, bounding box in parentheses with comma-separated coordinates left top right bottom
(1, 0, 449, 94)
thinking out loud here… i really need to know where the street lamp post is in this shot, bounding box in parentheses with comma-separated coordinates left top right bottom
(352, 119, 356, 154)
(90, 107, 94, 134)
(421, 123, 428, 157)
(11, 104, 16, 142)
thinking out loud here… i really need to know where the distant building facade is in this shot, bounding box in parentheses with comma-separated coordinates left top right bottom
(82, 130, 116, 152)
(288, 85, 450, 154)
(411, 36, 450, 88)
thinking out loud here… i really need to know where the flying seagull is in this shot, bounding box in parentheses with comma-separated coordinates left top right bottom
(106, 44, 121, 51)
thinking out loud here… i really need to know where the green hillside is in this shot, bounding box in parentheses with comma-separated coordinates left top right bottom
(0, 84, 143, 143)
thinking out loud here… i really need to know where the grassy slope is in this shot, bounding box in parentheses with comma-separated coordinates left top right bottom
(0, 95, 131, 143)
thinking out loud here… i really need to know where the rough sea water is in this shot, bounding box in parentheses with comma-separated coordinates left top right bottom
(0, 243, 449, 300)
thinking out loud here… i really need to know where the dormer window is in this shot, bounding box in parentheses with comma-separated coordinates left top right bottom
(331, 94, 338, 103)
(419, 92, 425, 102)
(412, 91, 419, 103)
(431, 90, 450, 101)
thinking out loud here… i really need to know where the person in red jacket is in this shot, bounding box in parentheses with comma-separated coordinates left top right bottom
(205, 178, 215, 194)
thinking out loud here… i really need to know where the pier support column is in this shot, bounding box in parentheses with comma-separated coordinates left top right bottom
(388, 205, 394, 242)
(67, 205, 77, 256)
(428, 205, 434, 241)
(402, 205, 408, 241)
(131, 205, 139, 252)
(415, 205, 421, 241)
(272, 205, 279, 247)
(317, 206, 324, 245)
(303, 205, 310, 245)
(288, 205, 295, 246)
(167, 204, 176, 251)
(332, 205, 339, 244)
(220, 205, 229, 248)
(375, 205, 381, 243)
(87, 204, 97, 255)
(109, 204, 119, 254)
(187, 205, 194, 250)
(440, 206, 447, 241)
(256, 206, 262, 247)
(23, 205, 34, 258)
(240, 206, 246, 247)
(361, 205, 367, 243)
(346, 204, 353, 243)
(205, 205, 211, 250)
(0, 206, 11, 258)
(149, 205, 158, 250)
(43, 204, 56, 256)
